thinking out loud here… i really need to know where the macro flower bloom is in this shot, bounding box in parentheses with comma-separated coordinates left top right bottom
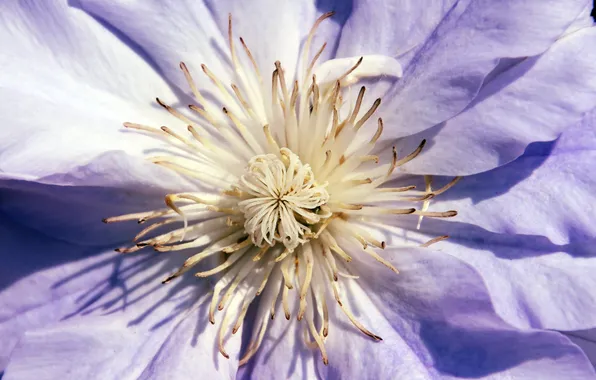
(1, 1, 596, 379)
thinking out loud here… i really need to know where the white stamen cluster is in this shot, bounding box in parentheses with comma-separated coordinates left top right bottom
(238, 148, 331, 251)
(104, 12, 458, 366)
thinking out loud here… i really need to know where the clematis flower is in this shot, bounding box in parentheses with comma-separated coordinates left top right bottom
(1, 0, 596, 379)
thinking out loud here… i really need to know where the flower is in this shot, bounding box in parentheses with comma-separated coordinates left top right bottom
(1, 1, 596, 379)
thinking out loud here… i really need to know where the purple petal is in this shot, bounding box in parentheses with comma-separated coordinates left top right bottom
(77, 0, 318, 92)
(237, 305, 318, 379)
(397, 26, 596, 175)
(405, 112, 596, 331)
(0, 218, 230, 375)
(0, 0, 177, 181)
(397, 216, 596, 331)
(5, 322, 148, 379)
(320, 247, 596, 379)
(433, 108, 596, 246)
(0, 152, 193, 245)
(335, 0, 456, 66)
(565, 329, 596, 368)
(564, 3, 595, 35)
(243, 247, 595, 379)
(381, 0, 589, 140)
(4, 314, 238, 379)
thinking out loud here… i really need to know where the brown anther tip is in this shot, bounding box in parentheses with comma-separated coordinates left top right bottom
(447, 210, 458, 217)
(137, 218, 147, 224)
(161, 279, 171, 285)
(221, 352, 230, 359)
(323, 358, 329, 366)
(209, 317, 215, 325)
(285, 312, 291, 320)
(407, 208, 416, 214)
(381, 241, 386, 249)
(155, 97, 165, 107)
(239, 36, 245, 43)
(375, 336, 383, 341)
(218, 304, 224, 311)
(270, 314, 275, 320)
(357, 56, 364, 63)
(420, 139, 427, 147)
(222, 107, 229, 114)
(333, 275, 338, 281)
(101, 218, 108, 223)
(179, 61, 186, 70)
(232, 327, 239, 334)
(115, 248, 124, 253)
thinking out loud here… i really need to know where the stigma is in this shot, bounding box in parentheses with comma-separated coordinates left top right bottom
(103, 12, 459, 365)
(238, 148, 331, 251)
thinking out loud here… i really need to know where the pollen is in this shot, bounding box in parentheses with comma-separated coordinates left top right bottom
(103, 11, 458, 366)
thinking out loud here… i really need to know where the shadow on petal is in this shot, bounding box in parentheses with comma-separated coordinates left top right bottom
(437, 139, 556, 204)
(420, 320, 581, 378)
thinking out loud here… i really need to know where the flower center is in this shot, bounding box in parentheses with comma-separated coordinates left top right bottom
(103, 11, 459, 367)
(238, 148, 331, 251)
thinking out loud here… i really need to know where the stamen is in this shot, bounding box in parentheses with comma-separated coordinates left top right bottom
(370, 118, 384, 144)
(122, 122, 167, 136)
(354, 98, 381, 131)
(195, 249, 247, 277)
(336, 56, 363, 83)
(347, 86, 366, 126)
(156, 98, 202, 131)
(396, 139, 427, 167)
(432, 176, 462, 196)
(414, 210, 458, 218)
(421, 235, 450, 247)
(179, 62, 206, 103)
(239, 37, 262, 82)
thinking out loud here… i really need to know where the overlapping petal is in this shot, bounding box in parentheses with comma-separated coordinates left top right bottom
(381, 0, 590, 140)
(397, 26, 596, 175)
(242, 247, 596, 379)
(77, 0, 318, 93)
(430, 109, 596, 244)
(0, 0, 178, 181)
(335, 0, 456, 63)
(0, 152, 194, 245)
(428, 224, 596, 331)
(395, 108, 596, 331)
(0, 217, 242, 378)
(565, 329, 596, 368)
